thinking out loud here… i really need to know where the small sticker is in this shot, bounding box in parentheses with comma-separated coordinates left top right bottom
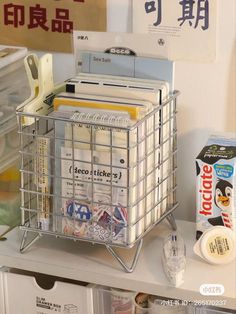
(207, 235, 231, 258)
(66, 200, 92, 221)
(214, 164, 234, 179)
(43, 93, 56, 107)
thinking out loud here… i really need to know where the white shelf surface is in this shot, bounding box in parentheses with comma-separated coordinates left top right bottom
(0, 220, 235, 310)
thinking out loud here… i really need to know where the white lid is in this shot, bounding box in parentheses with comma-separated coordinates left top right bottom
(194, 226, 236, 265)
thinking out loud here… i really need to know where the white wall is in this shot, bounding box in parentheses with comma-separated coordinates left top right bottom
(42, 0, 236, 222)
(46, 0, 133, 81)
(175, 0, 236, 221)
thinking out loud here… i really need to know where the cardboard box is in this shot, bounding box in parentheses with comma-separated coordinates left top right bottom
(196, 135, 236, 240)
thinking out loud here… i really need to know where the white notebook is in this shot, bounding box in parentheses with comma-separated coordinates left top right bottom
(68, 73, 169, 104)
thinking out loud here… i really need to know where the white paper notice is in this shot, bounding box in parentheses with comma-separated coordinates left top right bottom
(132, 0, 217, 62)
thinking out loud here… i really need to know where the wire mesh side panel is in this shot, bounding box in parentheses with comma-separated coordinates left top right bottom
(19, 116, 55, 231)
(18, 94, 178, 248)
(160, 94, 178, 217)
(53, 117, 131, 246)
(139, 93, 178, 238)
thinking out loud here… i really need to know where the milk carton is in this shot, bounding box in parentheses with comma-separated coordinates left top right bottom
(196, 135, 236, 240)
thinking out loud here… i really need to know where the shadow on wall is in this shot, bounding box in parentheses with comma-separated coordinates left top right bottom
(225, 40, 236, 132)
(176, 128, 212, 222)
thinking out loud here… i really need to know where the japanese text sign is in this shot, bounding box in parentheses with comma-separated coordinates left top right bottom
(0, 0, 107, 52)
(133, 0, 217, 61)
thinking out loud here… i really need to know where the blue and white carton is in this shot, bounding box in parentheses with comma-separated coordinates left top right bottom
(196, 135, 236, 240)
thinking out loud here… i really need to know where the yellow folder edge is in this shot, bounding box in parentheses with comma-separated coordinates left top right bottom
(0, 166, 20, 182)
(53, 98, 140, 120)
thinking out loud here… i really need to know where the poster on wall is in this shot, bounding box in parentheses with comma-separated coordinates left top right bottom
(132, 0, 217, 62)
(0, 0, 107, 52)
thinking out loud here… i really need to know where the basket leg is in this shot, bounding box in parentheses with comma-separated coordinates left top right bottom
(166, 213, 177, 231)
(106, 239, 143, 273)
(20, 230, 41, 253)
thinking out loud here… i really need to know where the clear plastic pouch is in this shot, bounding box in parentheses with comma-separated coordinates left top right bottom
(0, 45, 29, 239)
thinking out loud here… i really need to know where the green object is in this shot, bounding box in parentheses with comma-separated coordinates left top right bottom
(0, 191, 21, 238)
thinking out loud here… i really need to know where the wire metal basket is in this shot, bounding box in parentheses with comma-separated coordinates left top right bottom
(16, 91, 179, 272)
